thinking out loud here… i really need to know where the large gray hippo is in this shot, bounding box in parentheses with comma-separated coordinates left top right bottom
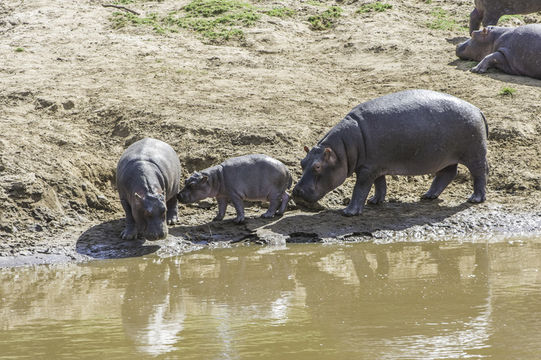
(177, 154, 292, 223)
(116, 138, 181, 240)
(292, 90, 488, 216)
(456, 24, 541, 79)
(469, 0, 541, 34)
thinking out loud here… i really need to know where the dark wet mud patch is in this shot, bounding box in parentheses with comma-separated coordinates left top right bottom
(76, 219, 160, 259)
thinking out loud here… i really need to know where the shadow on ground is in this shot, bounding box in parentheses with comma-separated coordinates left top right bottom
(449, 59, 541, 87)
(76, 219, 160, 259)
(169, 200, 475, 244)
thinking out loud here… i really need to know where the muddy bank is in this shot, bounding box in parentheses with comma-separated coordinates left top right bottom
(1, 0, 540, 266)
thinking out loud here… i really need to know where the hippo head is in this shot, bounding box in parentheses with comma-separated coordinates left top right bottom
(177, 172, 213, 204)
(456, 27, 495, 61)
(132, 191, 168, 240)
(292, 145, 347, 203)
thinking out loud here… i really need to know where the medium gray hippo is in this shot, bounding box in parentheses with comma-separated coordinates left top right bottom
(456, 24, 541, 79)
(469, 0, 541, 34)
(177, 154, 292, 223)
(116, 138, 181, 240)
(292, 90, 488, 217)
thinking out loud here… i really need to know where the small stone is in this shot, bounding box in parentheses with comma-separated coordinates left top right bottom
(62, 100, 75, 110)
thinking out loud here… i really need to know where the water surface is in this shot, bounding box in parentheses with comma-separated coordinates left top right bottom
(2, 239, 541, 359)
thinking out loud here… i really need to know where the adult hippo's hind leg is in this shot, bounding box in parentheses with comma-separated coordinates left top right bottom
(422, 164, 458, 200)
(166, 196, 179, 225)
(276, 192, 290, 216)
(367, 176, 386, 205)
(469, 8, 483, 34)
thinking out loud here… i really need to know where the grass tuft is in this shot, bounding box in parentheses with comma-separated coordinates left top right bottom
(357, 2, 392, 14)
(499, 87, 516, 96)
(308, 6, 343, 30)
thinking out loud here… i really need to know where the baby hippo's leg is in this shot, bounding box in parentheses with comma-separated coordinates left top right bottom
(230, 195, 245, 224)
(261, 192, 282, 219)
(276, 192, 290, 216)
(213, 197, 228, 221)
(120, 200, 138, 240)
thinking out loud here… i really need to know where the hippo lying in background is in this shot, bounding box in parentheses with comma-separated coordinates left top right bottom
(178, 154, 292, 223)
(292, 90, 488, 217)
(456, 24, 541, 79)
(116, 138, 181, 240)
(469, 0, 541, 34)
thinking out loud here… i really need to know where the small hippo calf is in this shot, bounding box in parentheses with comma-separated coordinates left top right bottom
(177, 154, 292, 223)
(469, 0, 541, 34)
(116, 138, 181, 240)
(292, 90, 488, 217)
(456, 24, 541, 79)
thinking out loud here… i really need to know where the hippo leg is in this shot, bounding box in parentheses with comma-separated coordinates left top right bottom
(482, 12, 501, 27)
(422, 164, 458, 200)
(166, 197, 179, 225)
(472, 52, 512, 74)
(343, 168, 375, 216)
(367, 176, 387, 205)
(469, 8, 483, 34)
(464, 160, 488, 203)
(276, 192, 290, 216)
(120, 200, 138, 240)
(230, 196, 246, 224)
(262, 192, 282, 218)
(213, 197, 228, 221)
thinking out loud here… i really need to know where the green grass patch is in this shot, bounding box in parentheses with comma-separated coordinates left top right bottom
(427, 7, 466, 31)
(14, 47, 24, 52)
(357, 2, 392, 14)
(499, 87, 516, 96)
(265, 7, 295, 18)
(308, 6, 343, 30)
(111, 0, 261, 42)
(500, 14, 524, 23)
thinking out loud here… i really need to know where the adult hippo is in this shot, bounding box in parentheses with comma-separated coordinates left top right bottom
(292, 90, 488, 216)
(456, 24, 541, 79)
(116, 138, 181, 240)
(469, 0, 541, 34)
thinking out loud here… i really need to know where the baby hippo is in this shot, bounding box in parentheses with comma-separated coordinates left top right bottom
(177, 154, 292, 223)
(456, 24, 541, 79)
(116, 138, 181, 241)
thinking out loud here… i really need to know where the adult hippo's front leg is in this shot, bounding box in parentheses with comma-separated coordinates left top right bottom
(343, 167, 376, 216)
(471, 51, 513, 74)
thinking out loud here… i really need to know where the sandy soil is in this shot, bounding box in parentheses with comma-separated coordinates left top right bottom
(1, 0, 540, 266)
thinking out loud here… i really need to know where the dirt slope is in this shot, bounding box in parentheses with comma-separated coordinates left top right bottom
(1, 0, 540, 264)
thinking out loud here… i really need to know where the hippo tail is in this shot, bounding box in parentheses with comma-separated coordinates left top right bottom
(286, 171, 293, 189)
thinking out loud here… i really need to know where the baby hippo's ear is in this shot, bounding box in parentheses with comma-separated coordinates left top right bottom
(304, 145, 310, 154)
(200, 175, 208, 184)
(323, 147, 337, 164)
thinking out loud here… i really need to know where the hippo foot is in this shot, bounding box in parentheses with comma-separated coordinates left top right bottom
(421, 193, 438, 200)
(121, 227, 138, 241)
(233, 216, 245, 224)
(367, 196, 384, 205)
(470, 65, 486, 74)
(167, 216, 179, 225)
(260, 212, 275, 219)
(467, 193, 486, 203)
(212, 215, 224, 222)
(342, 205, 363, 217)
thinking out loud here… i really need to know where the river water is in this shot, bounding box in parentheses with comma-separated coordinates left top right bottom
(2, 239, 541, 359)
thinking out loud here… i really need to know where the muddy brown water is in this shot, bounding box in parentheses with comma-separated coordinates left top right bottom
(2, 239, 541, 359)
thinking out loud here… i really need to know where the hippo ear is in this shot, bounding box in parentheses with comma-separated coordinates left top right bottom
(304, 146, 310, 154)
(200, 175, 208, 184)
(323, 147, 337, 163)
